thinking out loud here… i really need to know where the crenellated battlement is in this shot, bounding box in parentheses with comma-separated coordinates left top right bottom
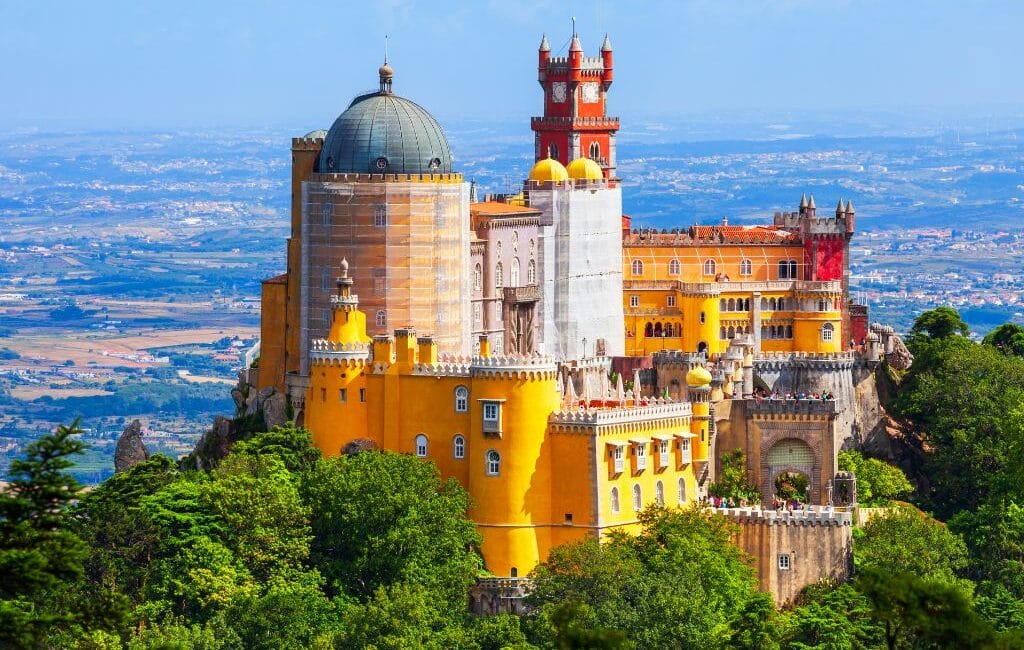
(291, 137, 324, 151)
(411, 361, 472, 377)
(470, 354, 559, 379)
(549, 400, 692, 433)
(754, 351, 856, 371)
(715, 505, 852, 527)
(309, 339, 371, 364)
(745, 398, 839, 417)
(309, 171, 464, 184)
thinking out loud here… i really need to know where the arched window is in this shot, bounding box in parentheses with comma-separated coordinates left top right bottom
(375, 310, 387, 327)
(655, 480, 665, 506)
(778, 260, 790, 279)
(703, 259, 716, 276)
(769, 297, 778, 311)
(740, 259, 752, 276)
(822, 323, 835, 341)
(589, 141, 601, 160)
(527, 259, 536, 285)
(453, 435, 465, 459)
(495, 262, 503, 288)
(454, 386, 469, 413)
(415, 434, 428, 458)
(645, 322, 653, 337)
(654, 322, 663, 337)
(632, 484, 642, 511)
(610, 487, 620, 514)
(548, 143, 559, 159)
(789, 260, 798, 279)
(761, 325, 769, 339)
(677, 478, 686, 504)
(727, 298, 736, 311)
(786, 324, 793, 339)
(744, 298, 751, 311)
(510, 258, 520, 286)
(473, 264, 482, 291)
(631, 259, 644, 276)
(486, 450, 501, 476)
(761, 297, 769, 310)
(720, 326, 727, 340)
(728, 326, 736, 339)
(720, 298, 727, 311)
(669, 259, 681, 275)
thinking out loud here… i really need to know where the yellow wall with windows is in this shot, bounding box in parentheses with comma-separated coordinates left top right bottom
(623, 244, 806, 283)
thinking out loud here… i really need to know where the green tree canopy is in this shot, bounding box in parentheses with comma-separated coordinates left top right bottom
(301, 450, 481, 611)
(909, 305, 969, 341)
(984, 323, 1024, 358)
(855, 506, 971, 592)
(528, 506, 764, 649)
(838, 450, 913, 506)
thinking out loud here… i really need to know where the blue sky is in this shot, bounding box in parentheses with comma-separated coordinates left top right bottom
(2, 0, 1022, 129)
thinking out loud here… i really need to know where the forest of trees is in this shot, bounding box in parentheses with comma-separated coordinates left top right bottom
(5, 307, 1024, 648)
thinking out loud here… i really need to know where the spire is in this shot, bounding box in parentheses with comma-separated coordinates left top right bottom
(569, 22, 582, 52)
(378, 35, 393, 93)
(836, 198, 845, 217)
(336, 258, 354, 299)
(601, 33, 612, 51)
(807, 194, 816, 210)
(845, 199, 855, 215)
(539, 33, 550, 52)
(799, 193, 808, 209)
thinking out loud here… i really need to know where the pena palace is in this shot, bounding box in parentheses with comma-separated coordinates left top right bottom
(252, 30, 887, 607)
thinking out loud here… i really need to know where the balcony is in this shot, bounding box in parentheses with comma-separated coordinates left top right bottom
(503, 285, 540, 304)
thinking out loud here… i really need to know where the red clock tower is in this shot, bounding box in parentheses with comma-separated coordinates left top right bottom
(532, 32, 619, 179)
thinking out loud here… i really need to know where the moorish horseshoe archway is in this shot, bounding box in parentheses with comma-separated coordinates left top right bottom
(761, 437, 818, 503)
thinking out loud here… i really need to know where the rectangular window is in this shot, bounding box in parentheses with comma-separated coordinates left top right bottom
(482, 400, 502, 436)
(359, 388, 366, 403)
(659, 440, 670, 467)
(322, 268, 331, 291)
(635, 444, 647, 471)
(679, 437, 692, 464)
(778, 554, 791, 570)
(564, 513, 573, 524)
(339, 388, 347, 403)
(630, 295, 640, 308)
(666, 295, 676, 308)
(322, 308, 330, 326)
(320, 387, 326, 402)
(374, 204, 388, 227)
(612, 445, 624, 474)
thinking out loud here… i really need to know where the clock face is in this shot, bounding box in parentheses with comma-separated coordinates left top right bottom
(581, 82, 600, 103)
(551, 82, 567, 103)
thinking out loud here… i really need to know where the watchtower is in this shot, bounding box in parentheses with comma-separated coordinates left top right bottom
(532, 32, 619, 178)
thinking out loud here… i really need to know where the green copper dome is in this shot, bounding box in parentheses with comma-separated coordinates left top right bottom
(318, 66, 453, 175)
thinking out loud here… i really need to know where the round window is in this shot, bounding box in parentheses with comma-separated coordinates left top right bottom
(326, 156, 334, 170)
(375, 157, 389, 170)
(428, 157, 441, 170)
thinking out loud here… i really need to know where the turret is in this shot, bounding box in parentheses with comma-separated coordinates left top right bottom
(601, 34, 613, 86)
(836, 198, 845, 218)
(806, 194, 817, 218)
(845, 200, 855, 233)
(568, 32, 583, 82)
(799, 193, 808, 216)
(538, 34, 550, 85)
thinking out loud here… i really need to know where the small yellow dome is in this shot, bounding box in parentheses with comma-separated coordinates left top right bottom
(528, 157, 569, 182)
(566, 156, 603, 181)
(686, 365, 713, 387)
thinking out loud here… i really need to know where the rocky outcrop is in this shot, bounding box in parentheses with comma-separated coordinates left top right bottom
(114, 419, 149, 473)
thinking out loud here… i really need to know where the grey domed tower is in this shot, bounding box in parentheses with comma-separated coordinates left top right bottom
(257, 61, 471, 394)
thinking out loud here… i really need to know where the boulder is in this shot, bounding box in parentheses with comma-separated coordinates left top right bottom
(114, 419, 149, 473)
(263, 392, 288, 430)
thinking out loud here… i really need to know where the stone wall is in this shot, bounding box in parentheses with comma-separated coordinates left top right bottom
(720, 506, 853, 606)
